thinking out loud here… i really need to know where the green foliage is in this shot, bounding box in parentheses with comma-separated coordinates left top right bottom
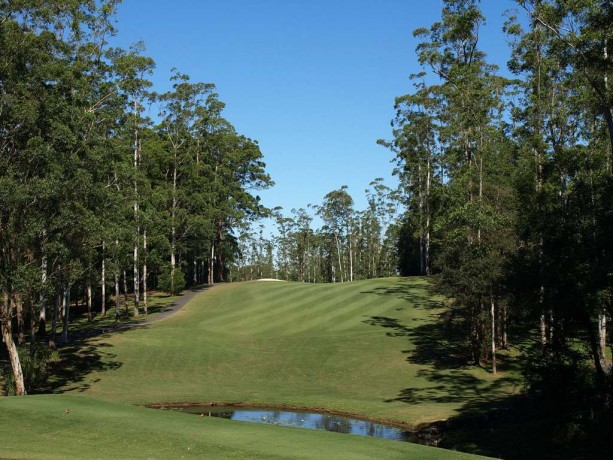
(2, 345, 59, 396)
(158, 267, 186, 295)
(523, 343, 595, 411)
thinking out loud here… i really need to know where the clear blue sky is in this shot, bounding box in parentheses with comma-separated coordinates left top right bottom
(112, 0, 520, 216)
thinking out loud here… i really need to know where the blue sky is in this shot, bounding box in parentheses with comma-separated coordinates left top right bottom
(112, 0, 520, 217)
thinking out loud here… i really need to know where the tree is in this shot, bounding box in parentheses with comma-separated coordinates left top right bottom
(385, 0, 515, 372)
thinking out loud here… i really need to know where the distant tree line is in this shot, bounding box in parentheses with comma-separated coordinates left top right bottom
(0, 1, 271, 395)
(230, 179, 399, 283)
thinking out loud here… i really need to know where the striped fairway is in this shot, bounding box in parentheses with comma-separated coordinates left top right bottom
(71, 277, 519, 429)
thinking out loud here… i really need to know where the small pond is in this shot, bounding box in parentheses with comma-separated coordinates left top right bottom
(169, 406, 426, 444)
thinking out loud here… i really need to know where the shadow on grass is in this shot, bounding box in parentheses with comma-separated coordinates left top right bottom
(38, 331, 132, 394)
(32, 285, 211, 394)
(360, 278, 538, 456)
(360, 278, 613, 459)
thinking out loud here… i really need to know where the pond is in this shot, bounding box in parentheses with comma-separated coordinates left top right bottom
(168, 405, 427, 444)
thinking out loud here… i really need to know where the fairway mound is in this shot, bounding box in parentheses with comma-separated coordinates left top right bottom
(257, 278, 286, 282)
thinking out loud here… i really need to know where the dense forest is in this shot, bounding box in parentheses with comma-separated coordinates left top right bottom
(1, 0, 612, 446)
(0, 0, 271, 395)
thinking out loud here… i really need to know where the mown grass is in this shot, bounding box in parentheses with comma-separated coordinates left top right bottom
(71, 278, 521, 426)
(0, 394, 490, 459)
(2, 277, 520, 458)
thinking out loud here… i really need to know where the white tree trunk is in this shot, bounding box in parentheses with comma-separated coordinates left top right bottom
(87, 282, 92, 320)
(61, 284, 70, 343)
(133, 98, 141, 315)
(491, 296, 497, 375)
(334, 232, 343, 282)
(101, 240, 106, 316)
(425, 158, 431, 275)
(114, 272, 120, 321)
(143, 230, 148, 315)
(39, 249, 47, 334)
(1, 291, 26, 395)
(599, 310, 607, 366)
(348, 227, 353, 282)
(133, 240, 139, 317)
(171, 157, 177, 294)
(122, 270, 128, 314)
(208, 243, 215, 285)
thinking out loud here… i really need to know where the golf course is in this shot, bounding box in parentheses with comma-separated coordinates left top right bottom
(1, 278, 519, 458)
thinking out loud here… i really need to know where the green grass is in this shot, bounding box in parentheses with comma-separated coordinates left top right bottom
(2, 278, 520, 458)
(0, 394, 490, 459)
(62, 290, 183, 334)
(66, 278, 521, 426)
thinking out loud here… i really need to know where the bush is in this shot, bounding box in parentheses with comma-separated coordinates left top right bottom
(158, 267, 186, 295)
(523, 343, 594, 411)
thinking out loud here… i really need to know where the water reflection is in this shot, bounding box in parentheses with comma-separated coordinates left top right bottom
(177, 406, 419, 443)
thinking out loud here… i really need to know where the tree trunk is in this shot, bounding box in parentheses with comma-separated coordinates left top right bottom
(114, 272, 120, 321)
(472, 303, 481, 365)
(28, 298, 37, 352)
(208, 243, 214, 285)
(133, 241, 139, 317)
(87, 282, 92, 321)
(425, 158, 432, 275)
(348, 228, 353, 282)
(491, 296, 497, 375)
(170, 156, 177, 295)
(133, 102, 141, 316)
(143, 230, 148, 315)
(1, 288, 26, 395)
(540, 310, 547, 346)
(14, 293, 25, 346)
(334, 232, 343, 282)
(123, 270, 128, 315)
(61, 284, 70, 343)
(38, 248, 47, 335)
(599, 309, 607, 366)
(50, 289, 60, 349)
(501, 302, 508, 349)
(134, 241, 140, 317)
(101, 241, 106, 316)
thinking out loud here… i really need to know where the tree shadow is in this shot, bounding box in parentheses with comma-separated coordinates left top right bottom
(362, 278, 441, 310)
(34, 325, 148, 394)
(363, 315, 469, 370)
(360, 279, 611, 458)
(39, 343, 122, 394)
(360, 278, 535, 454)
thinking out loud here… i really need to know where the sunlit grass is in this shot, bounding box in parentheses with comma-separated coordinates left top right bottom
(0, 394, 488, 459)
(73, 278, 521, 427)
(1, 278, 513, 459)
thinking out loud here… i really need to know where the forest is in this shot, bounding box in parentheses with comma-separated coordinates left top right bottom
(1, 0, 612, 455)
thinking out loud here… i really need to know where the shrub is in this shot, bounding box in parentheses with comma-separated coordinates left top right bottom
(2, 344, 58, 395)
(158, 267, 186, 295)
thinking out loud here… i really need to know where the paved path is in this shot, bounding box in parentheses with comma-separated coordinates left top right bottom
(142, 284, 212, 325)
(68, 285, 213, 342)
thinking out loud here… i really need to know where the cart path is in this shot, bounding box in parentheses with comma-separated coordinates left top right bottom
(142, 284, 213, 324)
(68, 284, 214, 342)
